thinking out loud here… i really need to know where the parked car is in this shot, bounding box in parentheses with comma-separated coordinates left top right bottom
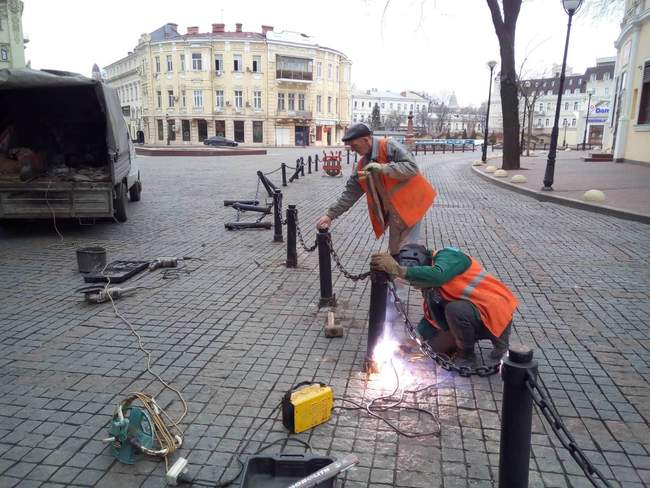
(204, 136, 238, 147)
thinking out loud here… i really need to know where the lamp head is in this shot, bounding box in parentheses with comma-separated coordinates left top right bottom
(487, 60, 497, 70)
(562, 0, 583, 14)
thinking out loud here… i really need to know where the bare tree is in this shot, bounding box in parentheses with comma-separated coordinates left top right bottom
(384, 110, 405, 131)
(486, 0, 522, 170)
(433, 102, 450, 135)
(518, 78, 546, 156)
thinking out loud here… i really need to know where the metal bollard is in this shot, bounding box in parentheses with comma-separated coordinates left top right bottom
(452, 144, 455, 153)
(346, 149, 350, 165)
(293, 159, 300, 180)
(300, 157, 305, 177)
(364, 270, 388, 373)
(462, 144, 465, 152)
(443, 144, 446, 154)
(473, 143, 476, 152)
(308, 155, 312, 174)
(317, 228, 336, 308)
(315, 154, 319, 171)
(424, 145, 427, 155)
(415, 145, 418, 156)
(281, 163, 288, 187)
(498, 346, 538, 488)
(433, 144, 436, 154)
(286, 205, 297, 268)
(273, 190, 283, 243)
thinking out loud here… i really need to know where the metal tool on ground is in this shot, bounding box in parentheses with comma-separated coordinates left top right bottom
(78, 284, 137, 304)
(324, 310, 343, 338)
(83, 260, 149, 283)
(286, 454, 359, 488)
(149, 257, 180, 271)
(223, 199, 259, 207)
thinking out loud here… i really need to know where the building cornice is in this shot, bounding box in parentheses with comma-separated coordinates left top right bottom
(615, 8, 650, 48)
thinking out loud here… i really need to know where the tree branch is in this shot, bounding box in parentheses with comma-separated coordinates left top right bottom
(486, 0, 505, 35)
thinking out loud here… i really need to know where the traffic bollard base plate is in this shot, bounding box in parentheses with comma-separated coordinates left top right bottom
(318, 295, 337, 309)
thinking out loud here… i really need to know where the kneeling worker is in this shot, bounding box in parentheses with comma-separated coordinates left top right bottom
(370, 244, 517, 367)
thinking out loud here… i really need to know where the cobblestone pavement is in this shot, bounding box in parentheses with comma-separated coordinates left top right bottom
(0, 148, 649, 488)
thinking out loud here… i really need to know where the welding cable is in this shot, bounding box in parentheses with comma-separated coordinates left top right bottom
(334, 359, 443, 438)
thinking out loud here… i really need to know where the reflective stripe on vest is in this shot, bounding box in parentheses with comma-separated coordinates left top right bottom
(460, 268, 488, 300)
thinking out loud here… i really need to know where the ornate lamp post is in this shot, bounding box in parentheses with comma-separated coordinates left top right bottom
(482, 60, 498, 163)
(542, 0, 584, 191)
(581, 88, 594, 150)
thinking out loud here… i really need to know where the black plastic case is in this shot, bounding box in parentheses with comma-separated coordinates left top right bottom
(241, 453, 335, 488)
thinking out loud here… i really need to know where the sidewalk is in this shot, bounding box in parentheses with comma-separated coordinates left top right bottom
(472, 151, 650, 223)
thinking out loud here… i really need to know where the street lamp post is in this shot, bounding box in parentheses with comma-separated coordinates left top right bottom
(562, 119, 568, 148)
(482, 60, 497, 163)
(166, 114, 170, 146)
(542, 0, 583, 191)
(581, 89, 594, 150)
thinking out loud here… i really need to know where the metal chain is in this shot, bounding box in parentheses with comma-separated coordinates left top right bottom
(387, 281, 500, 377)
(264, 166, 283, 175)
(326, 236, 371, 282)
(525, 375, 614, 488)
(294, 217, 317, 252)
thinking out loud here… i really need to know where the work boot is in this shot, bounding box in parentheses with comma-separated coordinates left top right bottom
(490, 324, 511, 360)
(452, 349, 478, 369)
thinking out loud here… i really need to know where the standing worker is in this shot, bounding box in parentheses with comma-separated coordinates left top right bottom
(316, 123, 436, 257)
(370, 244, 517, 367)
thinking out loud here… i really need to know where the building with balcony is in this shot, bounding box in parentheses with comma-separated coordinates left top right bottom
(0, 0, 26, 69)
(351, 89, 428, 130)
(104, 22, 351, 146)
(612, 0, 650, 164)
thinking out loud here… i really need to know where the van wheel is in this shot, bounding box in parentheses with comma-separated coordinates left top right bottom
(114, 182, 128, 222)
(129, 181, 142, 202)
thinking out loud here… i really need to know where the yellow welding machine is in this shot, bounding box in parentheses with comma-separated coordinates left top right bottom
(282, 381, 333, 434)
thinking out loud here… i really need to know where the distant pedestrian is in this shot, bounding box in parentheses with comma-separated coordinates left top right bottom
(316, 123, 436, 257)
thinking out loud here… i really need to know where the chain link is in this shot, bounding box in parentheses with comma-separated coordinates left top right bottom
(387, 281, 500, 377)
(326, 236, 371, 282)
(263, 166, 283, 175)
(294, 217, 318, 252)
(525, 375, 613, 488)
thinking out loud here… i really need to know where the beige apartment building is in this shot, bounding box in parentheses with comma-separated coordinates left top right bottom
(0, 0, 26, 69)
(104, 22, 351, 146)
(612, 0, 650, 164)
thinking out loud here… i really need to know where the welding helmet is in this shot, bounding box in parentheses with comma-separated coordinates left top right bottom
(397, 244, 432, 267)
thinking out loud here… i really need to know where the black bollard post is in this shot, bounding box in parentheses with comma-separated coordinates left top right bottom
(346, 149, 350, 165)
(364, 270, 388, 373)
(273, 190, 283, 243)
(308, 155, 312, 174)
(300, 157, 305, 177)
(315, 154, 319, 172)
(498, 346, 538, 488)
(415, 145, 418, 156)
(443, 144, 446, 154)
(281, 163, 288, 187)
(317, 228, 336, 308)
(462, 144, 465, 153)
(492, 143, 495, 152)
(295, 159, 300, 180)
(286, 205, 297, 268)
(433, 144, 436, 155)
(473, 143, 476, 152)
(424, 145, 427, 155)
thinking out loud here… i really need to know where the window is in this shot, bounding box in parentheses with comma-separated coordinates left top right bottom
(545, 118, 549, 127)
(193, 89, 203, 107)
(327, 96, 332, 113)
(288, 93, 295, 111)
(604, 87, 609, 96)
(590, 73, 596, 81)
(354, 101, 357, 108)
(317, 95, 322, 112)
(252, 55, 261, 72)
(215, 120, 225, 137)
(398, 103, 401, 111)
(389, 103, 393, 109)
(572, 118, 576, 127)
(277, 93, 285, 111)
(298, 94, 305, 111)
(157, 119, 164, 140)
(547, 103, 551, 111)
(166, 55, 173, 72)
(604, 72, 611, 81)
(328, 63, 332, 79)
(192, 53, 202, 71)
(168, 90, 175, 108)
(253, 121, 263, 143)
(234, 120, 245, 143)
(215, 90, 224, 109)
(253, 91, 262, 109)
(539, 103, 543, 112)
(155, 56, 160, 73)
(569, 79, 573, 86)
(317, 62, 322, 79)
(276, 55, 313, 81)
(182, 120, 190, 141)
(574, 102, 579, 110)
(410, 104, 413, 110)
(361, 102, 364, 108)
(564, 102, 568, 110)
(234, 90, 243, 109)
(381, 103, 385, 109)
(215, 54, 223, 72)
(233, 54, 242, 72)
(638, 62, 650, 124)
(157, 91, 162, 108)
(562, 118, 567, 126)
(181, 90, 187, 108)
(180, 54, 186, 72)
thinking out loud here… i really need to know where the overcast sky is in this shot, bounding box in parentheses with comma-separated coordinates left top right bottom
(22, 0, 621, 106)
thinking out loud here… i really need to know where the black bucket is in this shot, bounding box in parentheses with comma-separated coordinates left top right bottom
(76, 246, 107, 273)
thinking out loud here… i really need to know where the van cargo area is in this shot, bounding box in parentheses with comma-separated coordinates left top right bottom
(0, 68, 140, 221)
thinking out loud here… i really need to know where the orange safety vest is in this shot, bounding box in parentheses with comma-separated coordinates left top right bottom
(357, 139, 436, 238)
(423, 257, 518, 338)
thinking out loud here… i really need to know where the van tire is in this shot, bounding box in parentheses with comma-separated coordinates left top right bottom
(129, 181, 142, 202)
(114, 182, 128, 222)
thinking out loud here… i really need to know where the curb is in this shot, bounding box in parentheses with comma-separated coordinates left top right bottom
(471, 165, 650, 225)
